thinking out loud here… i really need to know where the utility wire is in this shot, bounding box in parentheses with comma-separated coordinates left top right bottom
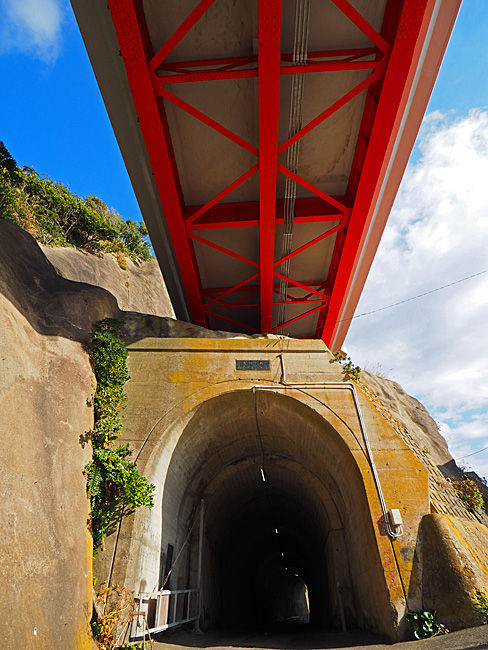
(455, 444, 488, 461)
(334, 268, 488, 326)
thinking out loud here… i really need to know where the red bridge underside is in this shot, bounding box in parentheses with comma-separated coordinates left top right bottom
(107, 0, 436, 346)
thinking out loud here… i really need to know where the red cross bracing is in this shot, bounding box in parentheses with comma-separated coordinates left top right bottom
(72, 0, 460, 350)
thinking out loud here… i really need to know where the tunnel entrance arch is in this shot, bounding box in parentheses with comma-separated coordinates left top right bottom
(157, 388, 396, 633)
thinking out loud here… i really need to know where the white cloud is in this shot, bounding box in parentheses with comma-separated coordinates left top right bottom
(0, 0, 65, 62)
(346, 109, 488, 478)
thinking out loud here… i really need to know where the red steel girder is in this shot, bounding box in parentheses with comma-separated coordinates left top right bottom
(107, 0, 207, 326)
(149, 0, 218, 72)
(321, 0, 434, 346)
(277, 164, 348, 213)
(185, 197, 345, 230)
(271, 303, 328, 333)
(278, 69, 382, 154)
(210, 298, 328, 310)
(203, 282, 327, 295)
(157, 48, 377, 71)
(155, 46, 379, 75)
(258, 0, 281, 333)
(205, 272, 260, 308)
(190, 233, 258, 268)
(156, 85, 258, 156)
(273, 272, 329, 300)
(274, 223, 344, 267)
(185, 166, 258, 227)
(330, 0, 390, 55)
(156, 56, 382, 84)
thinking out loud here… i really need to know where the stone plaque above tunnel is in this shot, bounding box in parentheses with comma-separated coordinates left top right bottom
(235, 359, 270, 371)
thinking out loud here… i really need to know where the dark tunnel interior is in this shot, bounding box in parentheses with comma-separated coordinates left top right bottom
(199, 463, 336, 632)
(213, 490, 325, 629)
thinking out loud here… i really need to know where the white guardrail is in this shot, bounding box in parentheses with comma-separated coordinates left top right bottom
(131, 588, 200, 639)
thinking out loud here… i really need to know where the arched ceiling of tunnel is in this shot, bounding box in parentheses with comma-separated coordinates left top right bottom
(161, 388, 369, 546)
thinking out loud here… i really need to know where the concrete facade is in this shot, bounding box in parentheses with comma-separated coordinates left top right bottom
(96, 337, 432, 640)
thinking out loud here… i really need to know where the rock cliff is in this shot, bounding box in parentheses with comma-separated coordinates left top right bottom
(0, 221, 181, 649)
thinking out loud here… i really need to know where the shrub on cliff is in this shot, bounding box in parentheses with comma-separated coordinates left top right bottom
(0, 141, 151, 263)
(452, 476, 484, 512)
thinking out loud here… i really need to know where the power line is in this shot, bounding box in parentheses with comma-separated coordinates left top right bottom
(455, 444, 488, 461)
(335, 268, 488, 326)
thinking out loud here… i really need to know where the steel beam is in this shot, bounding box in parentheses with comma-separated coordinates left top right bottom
(155, 47, 378, 72)
(206, 310, 258, 332)
(156, 86, 258, 155)
(107, 0, 207, 326)
(274, 224, 344, 267)
(321, 0, 433, 346)
(185, 167, 258, 227)
(149, 0, 218, 72)
(278, 165, 348, 213)
(184, 197, 344, 230)
(330, 0, 389, 54)
(156, 58, 381, 84)
(190, 233, 258, 268)
(271, 303, 328, 333)
(258, 0, 281, 333)
(278, 70, 381, 154)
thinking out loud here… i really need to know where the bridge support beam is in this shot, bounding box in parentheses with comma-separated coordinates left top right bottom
(258, 0, 281, 333)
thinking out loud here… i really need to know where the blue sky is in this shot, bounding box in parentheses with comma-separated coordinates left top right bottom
(0, 0, 142, 221)
(1, 1, 487, 475)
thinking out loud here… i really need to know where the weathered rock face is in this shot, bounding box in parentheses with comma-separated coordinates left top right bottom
(359, 370, 488, 527)
(420, 513, 488, 630)
(0, 224, 99, 649)
(0, 221, 179, 649)
(361, 370, 452, 468)
(42, 245, 175, 319)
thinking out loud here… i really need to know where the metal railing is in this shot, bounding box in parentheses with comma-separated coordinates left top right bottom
(131, 588, 199, 639)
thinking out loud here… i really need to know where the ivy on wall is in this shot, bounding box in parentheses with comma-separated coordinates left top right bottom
(85, 319, 154, 551)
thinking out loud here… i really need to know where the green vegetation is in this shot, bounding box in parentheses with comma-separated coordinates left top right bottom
(452, 476, 484, 512)
(92, 583, 150, 649)
(333, 351, 361, 380)
(406, 609, 448, 640)
(473, 589, 488, 624)
(85, 319, 154, 552)
(0, 141, 151, 263)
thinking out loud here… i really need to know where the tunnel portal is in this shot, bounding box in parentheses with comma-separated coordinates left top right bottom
(104, 339, 431, 641)
(159, 389, 383, 632)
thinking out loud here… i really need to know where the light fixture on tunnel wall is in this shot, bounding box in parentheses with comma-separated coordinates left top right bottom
(260, 467, 266, 482)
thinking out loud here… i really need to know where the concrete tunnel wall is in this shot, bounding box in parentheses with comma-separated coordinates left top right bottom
(99, 338, 431, 640)
(123, 388, 399, 632)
